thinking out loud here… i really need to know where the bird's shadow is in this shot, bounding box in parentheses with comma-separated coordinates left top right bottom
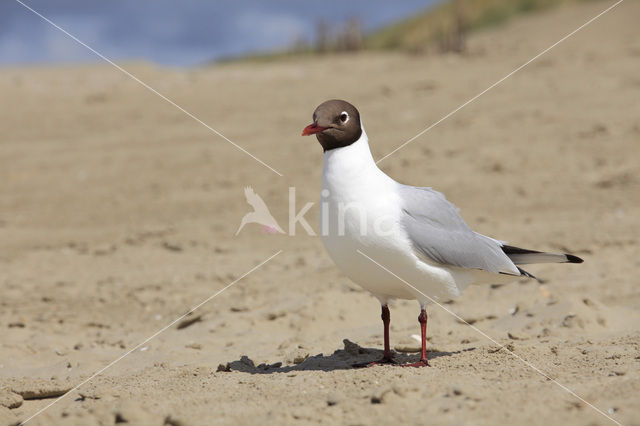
(218, 339, 475, 374)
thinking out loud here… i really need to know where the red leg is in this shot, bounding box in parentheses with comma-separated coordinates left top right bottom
(354, 305, 430, 368)
(404, 308, 430, 367)
(419, 308, 429, 364)
(381, 304, 392, 361)
(355, 304, 396, 367)
(370, 304, 395, 364)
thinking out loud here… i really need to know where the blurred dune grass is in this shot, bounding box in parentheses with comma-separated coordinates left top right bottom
(364, 0, 588, 52)
(227, 0, 601, 63)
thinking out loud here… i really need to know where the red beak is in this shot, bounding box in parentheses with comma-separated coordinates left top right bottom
(302, 122, 328, 136)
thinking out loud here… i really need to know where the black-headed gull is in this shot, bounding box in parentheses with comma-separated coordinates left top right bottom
(302, 99, 583, 367)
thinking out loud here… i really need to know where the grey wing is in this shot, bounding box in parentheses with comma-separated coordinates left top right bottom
(398, 185, 519, 275)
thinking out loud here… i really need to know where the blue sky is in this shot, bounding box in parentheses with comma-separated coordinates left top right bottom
(0, 0, 438, 67)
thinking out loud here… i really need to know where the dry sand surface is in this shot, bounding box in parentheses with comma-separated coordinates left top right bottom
(1, 1, 639, 425)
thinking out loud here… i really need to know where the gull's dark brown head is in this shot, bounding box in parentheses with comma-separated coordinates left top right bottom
(301, 99, 362, 151)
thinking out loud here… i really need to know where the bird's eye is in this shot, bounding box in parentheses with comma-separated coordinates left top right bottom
(339, 111, 349, 123)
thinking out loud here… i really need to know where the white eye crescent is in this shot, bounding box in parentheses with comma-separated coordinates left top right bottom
(339, 111, 349, 123)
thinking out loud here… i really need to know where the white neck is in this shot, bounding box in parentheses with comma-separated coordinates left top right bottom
(322, 127, 379, 180)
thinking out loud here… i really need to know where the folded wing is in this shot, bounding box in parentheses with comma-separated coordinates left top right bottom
(398, 185, 520, 275)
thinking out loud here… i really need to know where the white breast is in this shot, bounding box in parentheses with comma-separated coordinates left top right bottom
(319, 131, 462, 304)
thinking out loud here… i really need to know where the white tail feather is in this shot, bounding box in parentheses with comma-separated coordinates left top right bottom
(508, 252, 569, 265)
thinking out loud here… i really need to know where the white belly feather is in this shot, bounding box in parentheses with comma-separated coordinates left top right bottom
(319, 134, 471, 304)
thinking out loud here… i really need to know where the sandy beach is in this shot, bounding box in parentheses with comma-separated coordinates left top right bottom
(1, 1, 639, 425)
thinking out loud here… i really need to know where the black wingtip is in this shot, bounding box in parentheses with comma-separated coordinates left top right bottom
(517, 267, 542, 283)
(565, 254, 584, 264)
